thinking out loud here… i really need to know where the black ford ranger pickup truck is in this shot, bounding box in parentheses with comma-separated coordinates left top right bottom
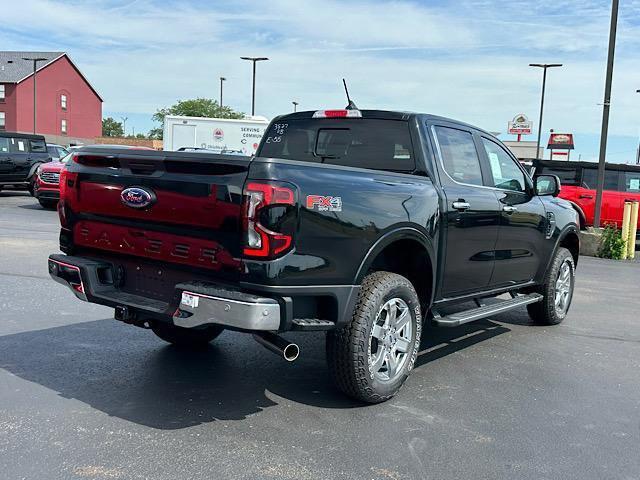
(49, 109, 579, 403)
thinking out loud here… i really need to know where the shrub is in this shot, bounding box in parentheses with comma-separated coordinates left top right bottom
(597, 224, 627, 260)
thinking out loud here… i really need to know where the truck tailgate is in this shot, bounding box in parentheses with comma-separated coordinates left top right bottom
(60, 149, 251, 276)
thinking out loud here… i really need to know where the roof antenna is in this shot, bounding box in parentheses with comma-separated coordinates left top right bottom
(343, 78, 359, 110)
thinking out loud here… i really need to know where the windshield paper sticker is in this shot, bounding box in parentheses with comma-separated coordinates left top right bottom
(307, 195, 342, 212)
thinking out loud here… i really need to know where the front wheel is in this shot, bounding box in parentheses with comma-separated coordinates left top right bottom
(151, 322, 224, 348)
(527, 247, 575, 325)
(326, 271, 422, 403)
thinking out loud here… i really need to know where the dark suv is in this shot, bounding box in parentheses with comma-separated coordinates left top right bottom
(0, 131, 50, 193)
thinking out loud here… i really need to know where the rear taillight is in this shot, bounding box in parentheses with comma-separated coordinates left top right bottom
(58, 168, 78, 227)
(242, 182, 296, 258)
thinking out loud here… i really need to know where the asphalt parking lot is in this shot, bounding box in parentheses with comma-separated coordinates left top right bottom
(1, 190, 639, 480)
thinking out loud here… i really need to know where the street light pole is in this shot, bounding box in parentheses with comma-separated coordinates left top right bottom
(219, 77, 226, 108)
(594, 0, 619, 228)
(529, 63, 563, 160)
(22, 57, 48, 134)
(240, 57, 269, 116)
(121, 117, 128, 137)
(292, 101, 299, 112)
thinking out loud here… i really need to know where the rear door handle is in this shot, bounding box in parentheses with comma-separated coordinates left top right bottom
(579, 194, 594, 199)
(502, 206, 518, 214)
(452, 201, 471, 211)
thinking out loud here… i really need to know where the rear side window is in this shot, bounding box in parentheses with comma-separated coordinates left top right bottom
(259, 119, 415, 172)
(434, 126, 483, 186)
(0, 138, 9, 152)
(581, 168, 619, 191)
(624, 171, 640, 193)
(30, 139, 46, 153)
(9, 137, 28, 153)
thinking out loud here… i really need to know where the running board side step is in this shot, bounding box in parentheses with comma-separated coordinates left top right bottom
(432, 293, 543, 327)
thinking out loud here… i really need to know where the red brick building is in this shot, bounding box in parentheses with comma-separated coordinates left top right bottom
(0, 51, 102, 144)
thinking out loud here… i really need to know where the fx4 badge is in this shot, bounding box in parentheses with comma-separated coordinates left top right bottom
(306, 195, 342, 212)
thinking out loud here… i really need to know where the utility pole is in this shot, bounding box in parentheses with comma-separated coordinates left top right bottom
(529, 63, 563, 159)
(121, 117, 128, 137)
(219, 77, 226, 108)
(594, 0, 619, 228)
(240, 57, 269, 116)
(22, 57, 48, 133)
(292, 101, 299, 112)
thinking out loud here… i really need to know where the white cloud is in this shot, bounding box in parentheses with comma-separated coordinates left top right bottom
(2, 0, 639, 158)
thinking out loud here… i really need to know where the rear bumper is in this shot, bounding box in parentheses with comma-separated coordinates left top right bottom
(48, 254, 281, 331)
(173, 288, 280, 330)
(48, 254, 358, 332)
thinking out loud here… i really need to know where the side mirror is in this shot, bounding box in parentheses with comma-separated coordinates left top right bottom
(535, 174, 561, 197)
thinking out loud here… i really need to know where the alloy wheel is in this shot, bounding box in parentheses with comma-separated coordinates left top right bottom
(554, 259, 573, 316)
(369, 297, 413, 382)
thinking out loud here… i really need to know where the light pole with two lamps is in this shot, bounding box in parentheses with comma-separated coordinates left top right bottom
(240, 57, 269, 116)
(529, 63, 563, 160)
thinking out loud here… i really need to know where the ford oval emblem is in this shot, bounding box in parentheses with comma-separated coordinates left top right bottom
(120, 186, 156, 209)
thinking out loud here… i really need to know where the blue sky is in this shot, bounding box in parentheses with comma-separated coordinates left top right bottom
(3, 0, 640, 162)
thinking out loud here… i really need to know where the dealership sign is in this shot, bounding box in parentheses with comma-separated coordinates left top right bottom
(547, 133, 574, 150)
(508, 114, 533, 135)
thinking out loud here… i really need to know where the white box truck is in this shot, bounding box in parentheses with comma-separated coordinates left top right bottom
(163, 115, 269, 155)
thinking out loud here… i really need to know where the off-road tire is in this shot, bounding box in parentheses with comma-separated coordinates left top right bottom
(38, 199, 58, 209)
(152, 322, 224, 348)
(326, 271, 422, 403)
(527, 247, 575, 325)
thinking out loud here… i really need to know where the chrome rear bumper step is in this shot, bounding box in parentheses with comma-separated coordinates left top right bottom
(433, 293, 543, 327)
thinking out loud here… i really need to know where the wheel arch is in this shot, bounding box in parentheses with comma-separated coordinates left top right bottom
(567, 201, 587, 229)
(542, 225, 580, 279)
(354, 228, 436, 310)
(27, 162, 45, 180)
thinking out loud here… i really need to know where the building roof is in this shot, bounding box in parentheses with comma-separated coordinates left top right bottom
(0, 51, 65, 82)
(0, 51, 102, 102)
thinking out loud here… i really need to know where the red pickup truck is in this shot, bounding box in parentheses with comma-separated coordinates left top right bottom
(532, 160, 640, 233)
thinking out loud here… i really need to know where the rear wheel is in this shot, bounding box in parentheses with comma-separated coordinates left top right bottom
(527, 247, 575, 325)
(151, 322, 224, 348)
(326, 271, 422, 403)
(38, 199, 58, 209)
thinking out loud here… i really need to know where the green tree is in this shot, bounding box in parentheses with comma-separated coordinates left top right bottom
(148, 127, 163, 140)
(102, 117, 124, 137)
(150, 98, 244, 140)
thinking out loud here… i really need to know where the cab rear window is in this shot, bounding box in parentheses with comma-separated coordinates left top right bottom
(259, 119, 415, 172)
(536, 165, 580, 186)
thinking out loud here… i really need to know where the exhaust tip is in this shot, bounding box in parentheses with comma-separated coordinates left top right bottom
(253, 332, 300, 362)
(283, 343, 300, 362)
